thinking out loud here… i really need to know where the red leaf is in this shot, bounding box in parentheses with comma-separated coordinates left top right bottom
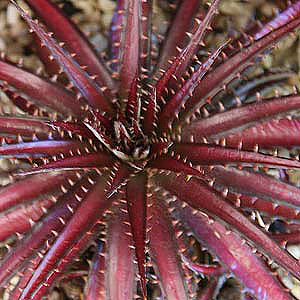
(126, 173, 147, 297)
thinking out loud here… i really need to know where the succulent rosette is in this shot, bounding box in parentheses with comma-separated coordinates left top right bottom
(0, 0, 300, 299)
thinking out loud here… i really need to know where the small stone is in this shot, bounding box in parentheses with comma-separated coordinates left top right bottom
(287, 244, 300, 260)
(282, 275, 295, 290)
(91, 32, 108, 53)
(6, 3, 19, 26)
(49, 289, 63, 300)
(292, 286, 300, 299)
(0, 37, 6, 51)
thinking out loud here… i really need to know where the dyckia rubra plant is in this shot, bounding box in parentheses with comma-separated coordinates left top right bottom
(3, 0, 300, 299)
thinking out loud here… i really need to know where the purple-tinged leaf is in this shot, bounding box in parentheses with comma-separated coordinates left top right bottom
(11, 255, 43, 299)
(126, 173, 147, 297)
(0, 116, 51, 139)
(270, 232, 300, 246)
(173, 143, 300, 169)
(0, 85, 49, 117)
(183, 95, 300, 141)
(104, 206, 136, 300)
(150, 140, 172, 158)
(224, 118, 300, 149)
(0, 171, 72, 212)
(142, 85, 157, 135)
(0, 60, 82, 117)
(18, 152, 114, 175)
(24, 0, 116, 94)
(46, 121, 95, 139)
(108, 0, 126, 73)
(207, 166, 300, 209)
(125, 74, 142, 135)
(85, 242, 106, 300)
(169, 210, 199, 298)
(0, 172, 93, 286)
(157, 40, 230, 133)
(0, 140, 87, 158)
(225, 192, 300, 220)
(2, 0, 300, 298)
(154, 0, 203, 74)
(171, 0, 220, 80)
(105, 163, 130, 197)
(18, 175, 114, 299)
(181, 3, 300, 122)
(83, 121, 117, 152)
(155, 173, 300, 281)
(92, 110, 114, 132)
(0, 196, 54, 242)
(153, 0, 220, 107)
(32, 33, 62, 78)
(119, 0, 140, 99)
(147, 189, 189, 300)
(12, 2, 114, 115)
(255, 1, 300, 40)
(182, 256, 224, 277)
(176, 203, 291, 300)
(225, 70, 293, 107)
(32, 222, 102, 300)
(140, 0, 152, 73)
(147, 154, 203, 177)
(154, 47, 188, 103)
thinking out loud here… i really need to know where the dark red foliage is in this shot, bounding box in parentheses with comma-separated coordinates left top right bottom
(1, 0, 300, 299)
